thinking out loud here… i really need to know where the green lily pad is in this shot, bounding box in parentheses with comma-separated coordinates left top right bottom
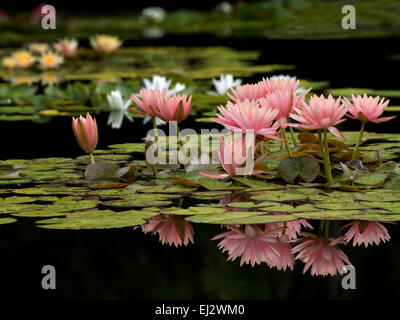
(0, 217, 17, 225)
(198, 177, 232, 191)
(353, 172, 388, 186)
(37, 209, 157, 230)
(84, 162, 131, 181)
(278, 156, 320, 184)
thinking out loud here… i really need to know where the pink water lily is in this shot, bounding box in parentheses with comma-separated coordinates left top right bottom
(263, 76, 300, 94)
(212, 100, 280, 140)
(199, 135, 267, 179)
(141, 214, 194, 247)
(72, 113, 98, 155)
(258, 89, 310, 128)
(343, 94, 395, 123)
(227, 81, 269, 103)
(343, 221, 392, 247)
(290, 94, 348, 140)
(131, 89, 192, 123)
(131, 88, 167, 118)
(292, 235, 351, 276)
(153, 93, 192, 123)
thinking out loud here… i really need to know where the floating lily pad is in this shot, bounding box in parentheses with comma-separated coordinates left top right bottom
(278, 156, 320, 184)
(37, 209, 157, 230)
(84, 162, 131, 181)
(353, 172, 388, 186)
(0, 217, 17, 225)
(198, 177, 232, 191)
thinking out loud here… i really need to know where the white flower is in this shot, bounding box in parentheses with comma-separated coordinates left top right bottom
(142, 116, 167, 127)
(141, 7, 166, 24)
(216, 2, 233, 15)
(210, 74, 241, 95)
(142, 75, 185, 96)
(271, 75, 306, 94)
(106, 90, 132, 129)
(141, 75, 185, 126)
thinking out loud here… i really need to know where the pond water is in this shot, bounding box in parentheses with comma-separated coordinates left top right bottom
(1, 13, 400, 299)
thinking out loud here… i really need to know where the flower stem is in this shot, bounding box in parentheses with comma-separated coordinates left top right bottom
(176, 123, 184, 148)
(322, 129, 333, 185)
(324, 220, 330, 242)
(288, 118, 298, 147)
(281, 127, 293, 157)
(352, 121, 366, 160)
(152, 116, 159, 140)
(89, 153, 95, 164)
(259, 141, 265, 156)
(151, 116, 158, 177)
(318, 220, 325, 237)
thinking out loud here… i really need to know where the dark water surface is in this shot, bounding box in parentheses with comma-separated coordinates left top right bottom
(1, 37, 400, 299)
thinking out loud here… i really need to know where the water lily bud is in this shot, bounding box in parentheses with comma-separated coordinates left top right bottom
(72, 113, 98, 154)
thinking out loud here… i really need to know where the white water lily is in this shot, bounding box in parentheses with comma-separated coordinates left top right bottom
(141, 75, 186, 126)
(107, 90, 132, 129)
(143, 75, 185, 96)
(271, 75, 306, 94)
(141, 7, 166, 24)
(210, 74, 241, 96)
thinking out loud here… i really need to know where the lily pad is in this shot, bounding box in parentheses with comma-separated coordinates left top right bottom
(84, 162, 131, 181)
(278, 156, 320, 184)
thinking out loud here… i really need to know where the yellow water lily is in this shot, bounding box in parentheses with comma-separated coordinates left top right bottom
(12, 50, 36, 68)
(28, 42, 50, 55)
(90, 34, 122, 54)
(38, 51, 64, 69)
(41, 72, 61, 86)
(2, 56, 16, 69)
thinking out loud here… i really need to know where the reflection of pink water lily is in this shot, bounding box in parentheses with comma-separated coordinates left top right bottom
(213, 225, 280, 267)
(283, 219, 313, 240)
(343, 221, 391, 247)
(263, 218, 313, 240)
(271, 235, 295, 271)
(141, 214, 194, 247)
(213, 225, 296, 270)
(292, 235, 351, 276)
(199, 136, 267, 179)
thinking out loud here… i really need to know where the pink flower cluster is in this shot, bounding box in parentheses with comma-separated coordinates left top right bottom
(213, 76, 395, 141)
(214, 76, 309, 137)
